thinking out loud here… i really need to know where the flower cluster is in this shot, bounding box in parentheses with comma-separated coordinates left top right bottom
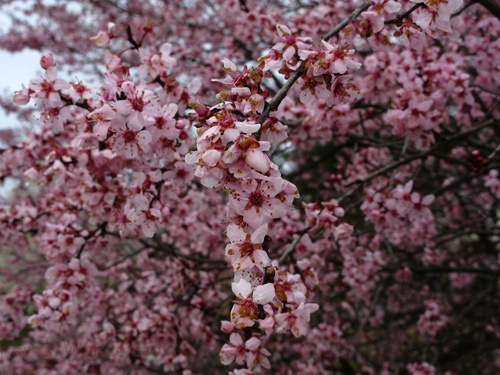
(186, 57, 320, 371)
(417, 300, 449, 337)
(407, 362, 437, 375)
(361, 181, 436, 248)
(17, 45, 193, 242)
(261, 25, 362, 107)
(303, 199, 353, 241)
(28, 289, 72, 327)
(298, 40, 361, 106)
(411, 0, 463, 34)
(220, 332, 271, 370)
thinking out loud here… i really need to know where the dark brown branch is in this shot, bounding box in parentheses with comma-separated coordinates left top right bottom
(339, 118, 496, 202)
(75, 222, 107, 259)
(60, 93, 92, 111)
(382, 265, 500, 276)
(126, 25, 140, 49)
(323, 2, 372, 41)
(476, 0, 500, 21)
(257, 65, 306, 125)
(279, 226, 311, 263)
(385, 3, 424, 25)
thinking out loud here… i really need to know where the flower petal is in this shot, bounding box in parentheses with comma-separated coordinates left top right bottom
(253, 283, 275, 305)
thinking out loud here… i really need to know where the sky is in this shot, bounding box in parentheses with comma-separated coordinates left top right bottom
(0, 49, 41, 196)
(0, 0, 48, 130)
(0, 49, 41, 129)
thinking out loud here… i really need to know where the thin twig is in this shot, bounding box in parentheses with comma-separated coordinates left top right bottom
(487, 143, 500, 159)
(323, 2, 372, 40)
(279, 227, 311, 263)
(75, 222, 107, 259)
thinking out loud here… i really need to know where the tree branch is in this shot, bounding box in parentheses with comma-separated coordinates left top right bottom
(382, 265, 500, 276)
(323, 2, 372, 41)
(339, 118, 497, 202)
(279, 227, 311, 263)
(385, 3, 424, 25)
(476, 0, 500, 21)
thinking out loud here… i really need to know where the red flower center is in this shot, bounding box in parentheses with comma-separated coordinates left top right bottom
(248, 191, 264, 208)
(123, 130, 136, 143)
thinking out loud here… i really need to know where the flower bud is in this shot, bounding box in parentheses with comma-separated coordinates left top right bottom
(40, 53, 56, 70)
(220, 320, 235, 334)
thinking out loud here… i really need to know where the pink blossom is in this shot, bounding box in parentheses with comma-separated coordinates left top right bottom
(230, 279, 275, 328)
(29, 66, 69, 107)
(129, 194, 163, 238)
(220, 333, 247, 366)
(275, 302, 319, 337)
(244, 337, 271, 370)
(107, 119, 152, 159)
(62, 80, 95, 102)
(261, 24, 313, 71)
(225, 223, 271, 271)
(140, 42, 176, 78)
(228, 178, 287, 229)
(411, 0, 463, 33)
(13, 85, 31, 105)
(485, 170, 500, 197)
(113, 81, 158, 130)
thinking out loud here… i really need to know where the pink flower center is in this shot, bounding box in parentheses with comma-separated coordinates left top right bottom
(285, 313, 297, 327)
(284, 35, 296, 45)
(74, 83, 86, 94)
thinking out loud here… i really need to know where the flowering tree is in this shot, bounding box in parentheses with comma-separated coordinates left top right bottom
(0, 0, 499, 374)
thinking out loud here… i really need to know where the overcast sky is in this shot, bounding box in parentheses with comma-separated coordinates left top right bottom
(0, 49, 41, 129)
(0, 50, 42, 194)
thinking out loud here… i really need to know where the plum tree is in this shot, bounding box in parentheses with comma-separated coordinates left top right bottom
(0, 1, 499, 374)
